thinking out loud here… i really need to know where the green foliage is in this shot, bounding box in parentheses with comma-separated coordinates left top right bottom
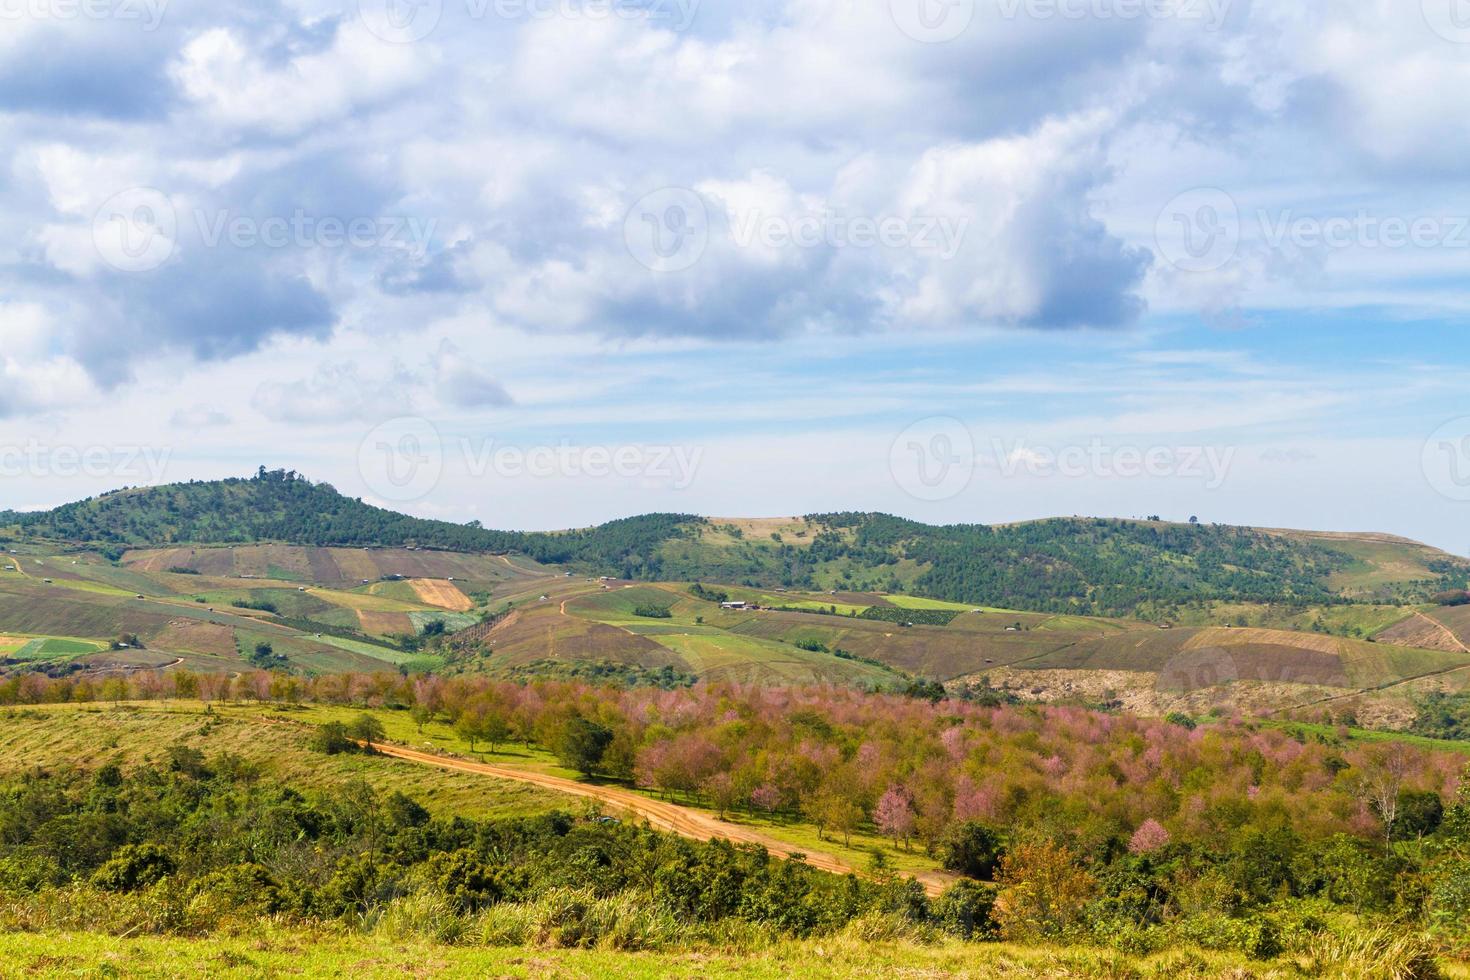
(809, 514, 1367, 616)
(310, 721, 358, 755)
(0, 763, 911, 943)
(632, 604, 673, 619)
(938, 822, 1003, 880)
(1394, 789, 1445, 840)
(930, 880, 996, 939)
(859, 606, 961, 627)
(1412, 692, 1470, 741)
(688, 583, 729, 604)
(347, 713, 387, 746)
(486, 660, 696, 690)
(90, 844, 175, 892)
(554, 717, 615, 777)
(4, 471, 701, 578)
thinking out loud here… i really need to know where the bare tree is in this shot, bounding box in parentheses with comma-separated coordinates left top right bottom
(1358, 743, 1412, 841)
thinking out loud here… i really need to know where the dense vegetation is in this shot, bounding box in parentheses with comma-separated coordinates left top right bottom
(5, 678, 1470, 971)
(0, 754, 939, 948)
(805, 515, 1358, 616)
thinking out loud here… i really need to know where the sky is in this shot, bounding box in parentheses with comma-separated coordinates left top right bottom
(2, 0, 1470, 551)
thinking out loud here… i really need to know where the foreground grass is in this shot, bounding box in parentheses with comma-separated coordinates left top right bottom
(0, 929, 1310, 979)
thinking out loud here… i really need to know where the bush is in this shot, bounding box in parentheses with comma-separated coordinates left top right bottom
(347, 713, 387, 746)
(554, 717, 614, 776)
(992, 841, 1096, 941)
(930, 879, 995, 939)
(938, 821, 1004, 880)
(91, 844, 175, 892)
(633, 604, 673, 619)
(192, 863, 285, 915)
(310, 721, 357, 755)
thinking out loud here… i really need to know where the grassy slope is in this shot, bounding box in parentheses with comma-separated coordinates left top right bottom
(0, 703, 567, 820)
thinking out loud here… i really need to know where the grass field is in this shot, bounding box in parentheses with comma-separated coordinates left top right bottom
(0, 703, 568, 820)
(0, 929, 1320, 979)
(648, 632, 896, 686)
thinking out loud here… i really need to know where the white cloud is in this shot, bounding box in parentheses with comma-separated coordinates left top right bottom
(170, 22, 433, 135)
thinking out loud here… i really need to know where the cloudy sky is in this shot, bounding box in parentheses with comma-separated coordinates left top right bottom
(3, 0, 1470, 550)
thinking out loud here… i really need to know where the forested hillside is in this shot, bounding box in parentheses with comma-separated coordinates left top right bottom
(812, 514, 1364, 615)
(0, 470, 699, 574)
(4, 472, 1464, 617)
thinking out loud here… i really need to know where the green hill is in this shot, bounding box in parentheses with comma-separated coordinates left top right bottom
(0, 468, 696, 575)
(4, 472, 1465, 619)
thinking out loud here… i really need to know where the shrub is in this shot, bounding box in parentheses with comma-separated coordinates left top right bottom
(992, 841, 1096, 942)
(347, 713, 387, 746)
(192, 863, 285, 915)
(930, 879, 996, 939)
(938, 821, 1004, 879)
(310, 721, 357, 755)
(91, 844, 175, 893)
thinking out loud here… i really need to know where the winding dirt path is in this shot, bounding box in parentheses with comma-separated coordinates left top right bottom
(1414, 611, 1470, 653)
(368, 740, 953, 897)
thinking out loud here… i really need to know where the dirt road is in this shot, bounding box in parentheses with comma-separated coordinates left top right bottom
(368, 741, 953, 897)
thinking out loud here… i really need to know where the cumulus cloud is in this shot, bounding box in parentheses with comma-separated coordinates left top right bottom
(1, 0, 1466, 423)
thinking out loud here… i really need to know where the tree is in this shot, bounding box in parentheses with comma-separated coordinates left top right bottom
(992, 841, 1096, 941)
(555, 717, 614, 777)
(874, 786, 917, 850)
(939, 821, 1004, 879)
(347, 713, 386, 747)
(312, 721, 356, 755)
(1128, 819, 1171, 854)
(1394, 789, 1444, 840)
(410, 703, 434, 733)
(454, 711, 483, 752)
(1357, 744, 1413, 841)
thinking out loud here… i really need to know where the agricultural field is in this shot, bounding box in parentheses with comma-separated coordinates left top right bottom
(0, 547, 535, 676)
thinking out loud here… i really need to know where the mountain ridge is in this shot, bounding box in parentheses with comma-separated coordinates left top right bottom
(2, 471, 1465, 617)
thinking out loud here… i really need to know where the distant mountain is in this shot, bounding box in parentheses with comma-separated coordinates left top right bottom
(3, 471, 1465, 617)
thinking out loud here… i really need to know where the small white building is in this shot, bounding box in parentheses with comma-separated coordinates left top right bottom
(721, 600, 748, 610)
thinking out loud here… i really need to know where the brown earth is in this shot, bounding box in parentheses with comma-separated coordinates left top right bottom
(409, 578, 474, 612)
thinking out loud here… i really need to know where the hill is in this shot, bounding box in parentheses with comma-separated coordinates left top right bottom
(0, 468, 695, 573)
(5, 473, 1465, 620)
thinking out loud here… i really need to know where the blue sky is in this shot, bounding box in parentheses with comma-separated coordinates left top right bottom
(2, 0, 1469, 551)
